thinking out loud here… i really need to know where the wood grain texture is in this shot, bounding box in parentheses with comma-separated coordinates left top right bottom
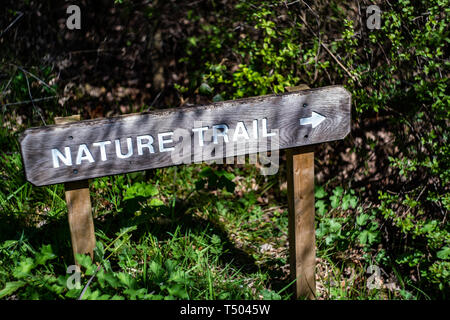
(287, 146, 316, 300)
(56, 116, 96, 263)
(286, 85, 316, 300)
(20, 85, 351, 186)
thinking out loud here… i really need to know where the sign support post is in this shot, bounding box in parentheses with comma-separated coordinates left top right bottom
(55, 115, 96, 263)
(287, 145, 316, 299)
(286, 85, 316, 300)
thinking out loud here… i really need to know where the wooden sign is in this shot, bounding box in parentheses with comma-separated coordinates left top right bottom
(19, 84, 352, 300)
(20, 85, 350, 186)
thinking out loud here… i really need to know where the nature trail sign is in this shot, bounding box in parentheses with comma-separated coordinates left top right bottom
(19, 85, 351, 299)
(20, 85, 350, 186)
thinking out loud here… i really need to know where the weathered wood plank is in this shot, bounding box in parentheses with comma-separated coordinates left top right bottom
(20, 85, 351, 186)
(287, 146, 316, 299)
(286, 85, 316, 300)
(55, 116, 96, 263)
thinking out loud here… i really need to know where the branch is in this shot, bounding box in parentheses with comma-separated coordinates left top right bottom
(0, 11, 24, 38)
(297, 12, 362, 86)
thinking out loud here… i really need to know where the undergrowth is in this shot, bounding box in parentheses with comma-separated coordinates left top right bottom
(0, 0, 448, 299)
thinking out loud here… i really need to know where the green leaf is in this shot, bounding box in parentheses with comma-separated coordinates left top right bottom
(356, 213, 370, 226)
(437, 247, 450, 260)
(117, 272, 136, 289)
(217, 170, 235, 181)
(124, 288, 148, 299)
(342, 193, 356, 210)
(333, 186, 344, 197)
(0, 281, 26, 298)
(116, 225, 138, 237)
(80, 288, 100, 300)
(330, 195, 340, 209)
(315, 186, 327, 199)
(349, 196, 358, 209)
(260, 289, 281, 300)
(66, 288, 82, 299)
(167, 284, 188, 299)
(199, 167, 214, 178)
(358, 230, 369, 245)
(422, 221, 437, 233)
(150, 198, 164, 206)
(94, 241, 105, 261)
(13, 258, 35, 278)
(325, 235, 334, 245)
(188, 36, 198, 47)
(315, 200, 327, 215)
(165, 259, 177, 274)
(329, 219, 342, 233)
(212, 94, 224, 102)
(75, 254, 98, 276)
(149, 261, 164, 280)
(35, 244, 57, 265)
(124, 182, 158, 200)
(97, 269, 120, 289)
(199, 83, 213, 95)
(358, 230, 379, 246)
(218, 176, 236, 193)
(367, 230, 379, 244)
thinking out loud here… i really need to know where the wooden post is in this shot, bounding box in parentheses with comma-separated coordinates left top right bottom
(286, 85, 316, 299)
(55, 115, 96, 263)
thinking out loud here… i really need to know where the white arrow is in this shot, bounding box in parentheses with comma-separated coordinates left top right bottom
(299, 111, 326, 128)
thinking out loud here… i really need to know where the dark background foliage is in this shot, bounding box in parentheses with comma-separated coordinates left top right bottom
(0, 0, 448, 299)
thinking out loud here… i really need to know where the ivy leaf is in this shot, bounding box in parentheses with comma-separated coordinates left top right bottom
(315, 186, 327, 199)
(349, 196, 358, 209)
(356, 213, 370, 226)
(358, 230, 369, 245)
(213, 94, 224, 102)
(342, 193, 358, 210)
(358, 230, 379, 245)
(199, 83, 213, 95)
(260, 289, 281, 300)
(333, 186, 344, 197)
(325, 235, 334, 246)
(330, 195, 340, 209)
(315, 200, 327, 215)
(367, 230, 379, 244)
(329, 219, 342, 233)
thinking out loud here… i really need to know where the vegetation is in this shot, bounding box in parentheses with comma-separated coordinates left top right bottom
(0, 0, 448, 300)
